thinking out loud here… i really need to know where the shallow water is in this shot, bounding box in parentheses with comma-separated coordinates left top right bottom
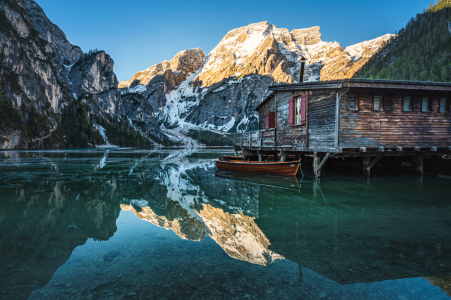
(0, 148, 450, 300)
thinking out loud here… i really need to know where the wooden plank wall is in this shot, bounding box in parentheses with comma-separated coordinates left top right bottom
(339, 89, 451, 148)
(276, 91, 307, 147)
(308, 89, 337, 149)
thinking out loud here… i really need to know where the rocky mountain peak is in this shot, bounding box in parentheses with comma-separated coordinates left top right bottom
(345, 33, 397, 62)
(69, 50, 120, 116)
(118, 48, 205, 88)
(291, 26, 322, 45)
(116, 21, 397, 142)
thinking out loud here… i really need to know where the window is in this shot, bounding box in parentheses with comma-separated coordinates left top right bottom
(440, 98, 448, 112)
(403, 96, 412, 111)
(421, 97, 430, 112)
(295, 97, 302, 124)
(348, 95, 358, 110)
(374, 96, 382, 111)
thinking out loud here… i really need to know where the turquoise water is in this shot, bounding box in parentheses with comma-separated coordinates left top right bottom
(0, 148, 450, 299)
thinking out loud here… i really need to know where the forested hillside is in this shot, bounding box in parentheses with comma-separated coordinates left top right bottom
(356, 0, 451, 82)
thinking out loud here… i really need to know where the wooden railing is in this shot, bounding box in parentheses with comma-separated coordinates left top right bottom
(233, 128, 276, 150)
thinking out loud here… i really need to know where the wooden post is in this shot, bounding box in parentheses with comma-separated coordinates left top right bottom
(415, 155, 424, 175)
(306, 91, 310, 149)
(363, 156, 371, 177)
(258, 153, 262, 162)
(316, 153, 330, 175)
(280, 150, 285, 162)
(363, 153, 385, 177)
(249, 132, 252, 149)
(334, 91, 340, 149)
(313, 152, 320, 178)
(260, 131, 263, 150)
(240, 134, 243, 149)
(235, 149, 238, 157)
(274, 128, 277, 151)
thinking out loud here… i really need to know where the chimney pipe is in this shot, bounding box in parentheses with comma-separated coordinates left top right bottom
(299, 57, 306, 83)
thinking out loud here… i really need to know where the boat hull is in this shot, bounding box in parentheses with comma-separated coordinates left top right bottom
(215, 160, 300, 176)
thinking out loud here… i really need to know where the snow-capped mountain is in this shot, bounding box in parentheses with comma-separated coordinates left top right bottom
(0, 0, 396, 149)
(119, 22, 396, 143)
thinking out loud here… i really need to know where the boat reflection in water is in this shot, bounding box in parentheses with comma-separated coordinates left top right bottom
(0, 149, 450, 299)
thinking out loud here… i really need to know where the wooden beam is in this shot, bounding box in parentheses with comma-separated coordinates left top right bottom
(317, 153, 330, 173)
(396, 146, 403, 151)
(368, 152, 385, 170)
(314, 153, 330, 178)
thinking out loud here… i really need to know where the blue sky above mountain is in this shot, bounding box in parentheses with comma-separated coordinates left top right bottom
(36, 0, 433, 82)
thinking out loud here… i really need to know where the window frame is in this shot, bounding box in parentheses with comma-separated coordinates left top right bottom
(403, 96, 412, 112)
(439, 98, 449, 113)
(373, 95, 383, 112)
(347, 94, 359, 111)
(294, 96, 303, 125)
(421, 97, 430, 112)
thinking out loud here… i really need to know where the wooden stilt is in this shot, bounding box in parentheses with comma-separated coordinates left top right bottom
(363, 156, 371, 177)
(258, 154, 262, 162)
(363, 152, 385, 177)
(415, 155, 423, 175)
(313, 152, 329, 179)
(313, 152, 321, 178)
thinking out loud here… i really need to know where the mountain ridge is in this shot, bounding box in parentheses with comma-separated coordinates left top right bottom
(118, 21, 395, 144)
(0, 1, 398, 148)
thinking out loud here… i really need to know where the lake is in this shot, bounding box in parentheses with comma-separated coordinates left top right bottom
(0, 148, 450, 299)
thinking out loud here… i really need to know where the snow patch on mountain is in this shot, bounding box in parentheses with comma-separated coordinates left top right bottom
(345, 33, 397, 62)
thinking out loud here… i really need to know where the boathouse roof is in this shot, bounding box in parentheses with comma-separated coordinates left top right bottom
(255, 79, 451, 110)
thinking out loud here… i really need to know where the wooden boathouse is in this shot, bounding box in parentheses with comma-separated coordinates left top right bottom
(234, 79, 451, 178)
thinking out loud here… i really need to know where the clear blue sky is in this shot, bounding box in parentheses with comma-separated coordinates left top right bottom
(36, 0, 432, 82)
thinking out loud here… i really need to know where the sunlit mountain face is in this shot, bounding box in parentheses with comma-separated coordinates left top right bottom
(1, 149, 450, 299)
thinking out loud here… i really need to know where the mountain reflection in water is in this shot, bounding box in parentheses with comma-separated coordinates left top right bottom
(0, 149, 450, 300)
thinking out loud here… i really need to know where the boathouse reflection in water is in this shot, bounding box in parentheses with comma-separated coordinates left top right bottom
(0, 149, 450, 299)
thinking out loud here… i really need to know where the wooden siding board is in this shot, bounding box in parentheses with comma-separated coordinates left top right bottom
(308, 89, 337, 149)
(275, 91, 308, 147)
(339, 91, 451, 148)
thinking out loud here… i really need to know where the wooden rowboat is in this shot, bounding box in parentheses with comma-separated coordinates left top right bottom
(215, 159, 301, 176)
